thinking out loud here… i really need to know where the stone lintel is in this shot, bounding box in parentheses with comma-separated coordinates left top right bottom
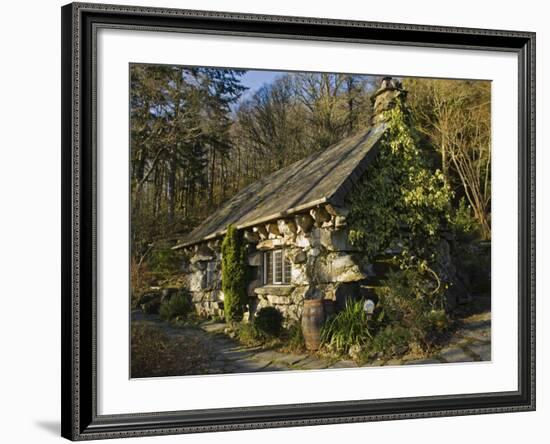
(257, 238, 285, 250)
(254, 285, 295, 296)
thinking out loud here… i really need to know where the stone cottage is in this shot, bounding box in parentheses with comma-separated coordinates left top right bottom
(173, 78, 409, 321)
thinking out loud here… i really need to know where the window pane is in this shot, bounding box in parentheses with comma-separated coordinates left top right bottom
(283, 251, 291, 284)
(265, 251, 273, 284)
(274, 250, 283, 283)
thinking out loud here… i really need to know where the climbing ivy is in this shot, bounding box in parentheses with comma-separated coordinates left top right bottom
(347, 97, 453, 266)
(346, 96, 454, 353)
(221, 224, 248, 322)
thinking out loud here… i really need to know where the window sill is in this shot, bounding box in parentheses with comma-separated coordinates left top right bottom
(254, 285, 295, 296)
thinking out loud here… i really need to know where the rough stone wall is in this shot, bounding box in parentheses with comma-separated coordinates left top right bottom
(181, 204, 373, 322)
(182, 241, 225, 318)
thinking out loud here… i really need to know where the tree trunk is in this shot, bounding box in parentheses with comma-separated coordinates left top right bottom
(167, 156, 177, 224)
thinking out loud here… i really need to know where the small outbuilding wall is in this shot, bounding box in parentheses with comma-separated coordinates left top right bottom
(181, 203, 374, 322)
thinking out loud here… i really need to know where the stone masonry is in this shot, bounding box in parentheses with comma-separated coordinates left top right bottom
(181, 203, 370, 322)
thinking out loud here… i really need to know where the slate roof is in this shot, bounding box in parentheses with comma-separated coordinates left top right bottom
(174, 123, 387, 249)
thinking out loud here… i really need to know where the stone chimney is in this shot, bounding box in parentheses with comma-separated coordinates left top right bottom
(370, 77, 407, 125)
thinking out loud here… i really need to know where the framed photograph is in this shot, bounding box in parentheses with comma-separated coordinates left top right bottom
(61, 2, 535, 440)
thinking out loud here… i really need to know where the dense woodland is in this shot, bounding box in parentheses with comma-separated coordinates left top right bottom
(130, 65, 491, 271)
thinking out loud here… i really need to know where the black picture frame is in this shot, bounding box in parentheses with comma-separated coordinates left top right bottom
(61, 2, 536, 440)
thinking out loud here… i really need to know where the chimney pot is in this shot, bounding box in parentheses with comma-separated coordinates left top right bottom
(371, 77, 407, 125)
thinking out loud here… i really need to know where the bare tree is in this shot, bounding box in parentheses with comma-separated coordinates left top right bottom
(406, 79, 491, 239)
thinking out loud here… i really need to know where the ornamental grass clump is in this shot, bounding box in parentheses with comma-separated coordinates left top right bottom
(320, 298, 373, 354)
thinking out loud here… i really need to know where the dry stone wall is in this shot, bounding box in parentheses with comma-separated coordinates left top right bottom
(180, 204, 374, 322)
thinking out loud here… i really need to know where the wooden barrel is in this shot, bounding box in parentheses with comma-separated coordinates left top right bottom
(302, 299, 325, 351)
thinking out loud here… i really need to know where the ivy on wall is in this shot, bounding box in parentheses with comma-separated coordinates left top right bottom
(346, 96, 455, 348)
(347, 98, 453, 267)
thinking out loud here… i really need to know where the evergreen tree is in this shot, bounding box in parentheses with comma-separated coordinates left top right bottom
(221, 225, 248, 322)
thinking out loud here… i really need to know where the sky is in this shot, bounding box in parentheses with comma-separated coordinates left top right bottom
(238, 69, 286, 103)
(234, 69, 381, 107)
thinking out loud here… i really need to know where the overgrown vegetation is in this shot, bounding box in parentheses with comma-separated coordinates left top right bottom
(320, 266, 450, 360)
(347, 100, 453, 264)
(341, 97, 456, 360)
(221, 225, 248, 322)
(451, 197, 479, 237)
(234, 322, 262, 346)
(372, 267, 449, 353)
(159, 288, 193, 321)
(130, 244, 185, 302)
(362, 324, 411, 359)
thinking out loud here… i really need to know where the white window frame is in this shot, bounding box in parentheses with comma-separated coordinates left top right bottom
(263, 249, 290, 285)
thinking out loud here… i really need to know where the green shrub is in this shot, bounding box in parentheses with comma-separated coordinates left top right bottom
(363, 324, 411, 358)
(236, 322, 262, 346)
(451, 197, 479, 239)
(159, 288, 193, 321)
(254, 307, 283, 338)
(374, 266, 449, 350)
(221, 224, 248, 322)
(234, 307, 284, 345)
(320, 298, 373, 353)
